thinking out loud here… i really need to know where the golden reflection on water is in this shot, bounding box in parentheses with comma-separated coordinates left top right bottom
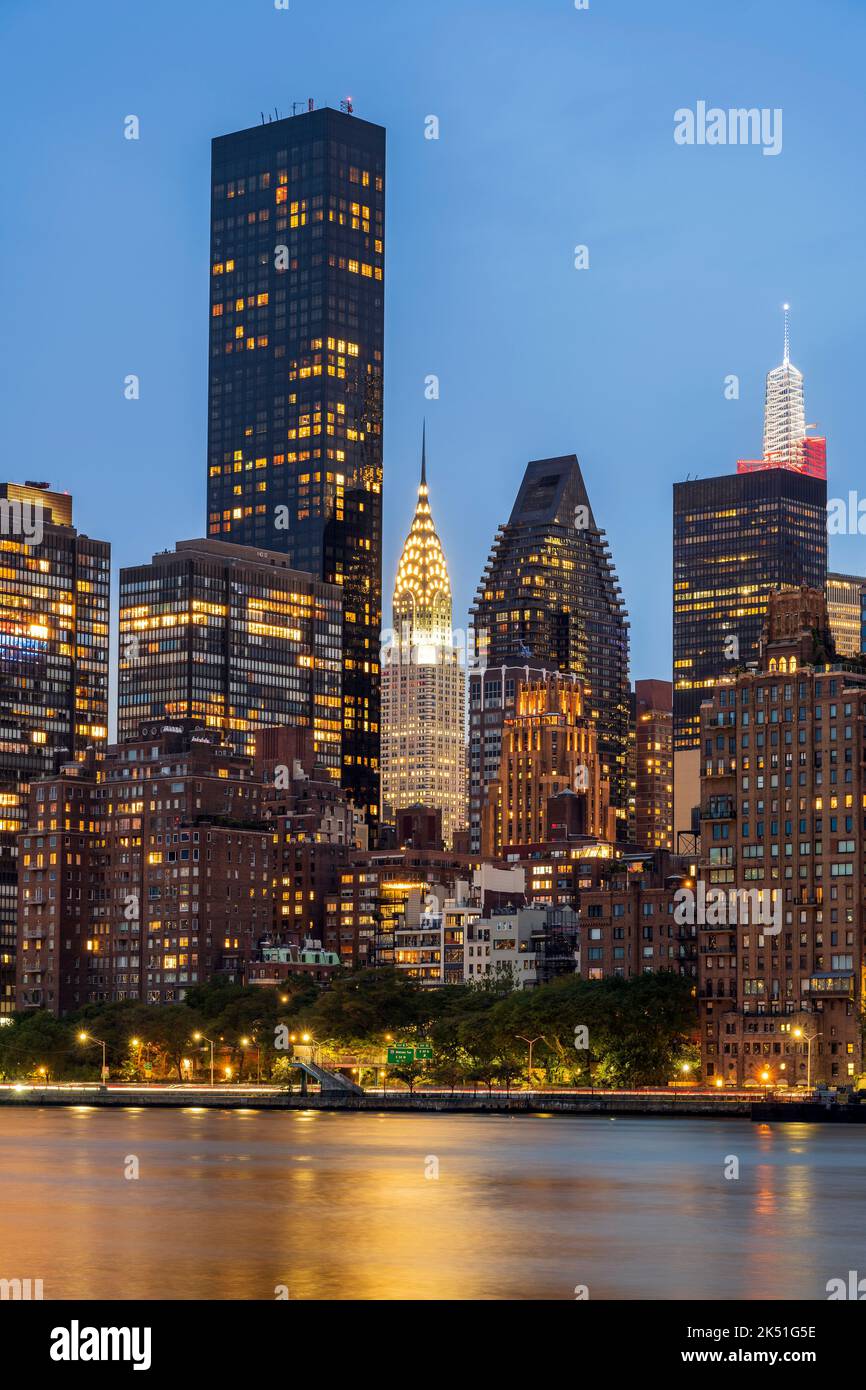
(0, 1109, 861, 1300)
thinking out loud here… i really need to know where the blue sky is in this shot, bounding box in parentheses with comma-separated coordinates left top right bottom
(2, 0, 865, 700)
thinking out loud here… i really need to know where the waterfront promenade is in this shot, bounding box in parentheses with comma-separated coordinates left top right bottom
(2, 1081, 860, 1121)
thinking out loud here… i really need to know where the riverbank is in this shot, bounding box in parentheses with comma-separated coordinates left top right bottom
(4, 1083, 863, 1120)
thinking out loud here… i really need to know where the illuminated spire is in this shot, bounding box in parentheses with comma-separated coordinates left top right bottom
(763, 303, 806, 462)
(381, 426, 467, 850)
(393, 428, 452, 649)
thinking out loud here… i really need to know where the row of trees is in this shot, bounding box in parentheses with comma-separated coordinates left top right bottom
(0, 969, 699, 1089)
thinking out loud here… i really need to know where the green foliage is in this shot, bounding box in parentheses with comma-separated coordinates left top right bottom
(0, 969, 698, 1089)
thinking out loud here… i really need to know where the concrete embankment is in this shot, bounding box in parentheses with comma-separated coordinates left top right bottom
(5, 1087, 862, 1120)
(0, 1086, 754, 1117)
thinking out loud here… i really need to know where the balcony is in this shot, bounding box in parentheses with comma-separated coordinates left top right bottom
(807, 973, 855, 997)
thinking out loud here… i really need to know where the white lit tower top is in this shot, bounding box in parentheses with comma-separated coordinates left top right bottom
(762, 304, 806, 461)
(738, 305, 826, 480)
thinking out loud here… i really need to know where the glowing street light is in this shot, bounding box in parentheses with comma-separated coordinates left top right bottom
(192, 1031, 215, 1087)
(516, 1035, 543, 1085)
(792, 1026, 817, 1091)
(240, 1034, 262, 1082)
(78, 1031, 108, 1082)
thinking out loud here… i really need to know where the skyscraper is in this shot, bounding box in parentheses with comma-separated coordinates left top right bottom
(118, 539, 342, 770)
(205, 105, 385, 822)
(0, 483, 109, 1015)
(380, 430, 466, 848)
(674, 310, 830, 840)
(673, 469, 827, 751)
(470, 455, 630, 849)
(737, 306, 827, 480)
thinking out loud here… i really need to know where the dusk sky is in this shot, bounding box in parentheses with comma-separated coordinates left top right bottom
(3, 0, 866, 707)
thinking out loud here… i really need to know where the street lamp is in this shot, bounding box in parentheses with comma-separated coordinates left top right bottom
(240, 1035, 261, 1082)
(78, 1030, 108, 1082)
(192, 1031, 215, 1087)
(516, 1035, 543, 1087)
(793, 1026, 817, 1091)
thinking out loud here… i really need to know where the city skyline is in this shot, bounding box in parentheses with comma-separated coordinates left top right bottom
(6, 0, 866, 1327)
(4, 0, 866, 698)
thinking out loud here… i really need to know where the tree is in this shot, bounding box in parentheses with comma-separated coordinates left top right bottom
(0, 1010, 77, 1080)
(149, 1006, 203, 1082)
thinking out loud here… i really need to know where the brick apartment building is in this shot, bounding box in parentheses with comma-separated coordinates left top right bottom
(17, 721, 271, 1012)
(255, 725, 365, 950)
(698, 587, 866, 1087)
(578, 852, 698, 982)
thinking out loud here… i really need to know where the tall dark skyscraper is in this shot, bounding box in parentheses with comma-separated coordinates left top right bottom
(206, 105, 385, 823)
(672, 468, 827, 750)
(470, 456, 630, 848)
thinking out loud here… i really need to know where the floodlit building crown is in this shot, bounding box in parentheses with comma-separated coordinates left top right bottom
(392, 423, 452, 652)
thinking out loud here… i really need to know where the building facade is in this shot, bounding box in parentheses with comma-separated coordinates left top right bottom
(0, 483, 109, 1017)
(17, 722, 271, 1014)
(380, 433, 466, 848)
(698, 589, 864, 1087)
(255, 725, 364, 949)
(471, 455, 630, 845)
(673, 469, 827, 752)
(205, 105, 385, 823)
(468, 660, 557, 855)
(634, 678, 674, 850)
(326, 844, 476, 970)
(481, 673, 614, 858)
(826, 572, 865, 659)
(119, 538, 342, 771)
(579, 855, 697, 982)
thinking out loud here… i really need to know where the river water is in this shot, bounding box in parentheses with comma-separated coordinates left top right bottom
(0, 1108, 863, 1300)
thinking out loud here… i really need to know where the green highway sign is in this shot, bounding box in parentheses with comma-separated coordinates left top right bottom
(387, 1046, 414, 1064)
(415, 1045, 433, 1060)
